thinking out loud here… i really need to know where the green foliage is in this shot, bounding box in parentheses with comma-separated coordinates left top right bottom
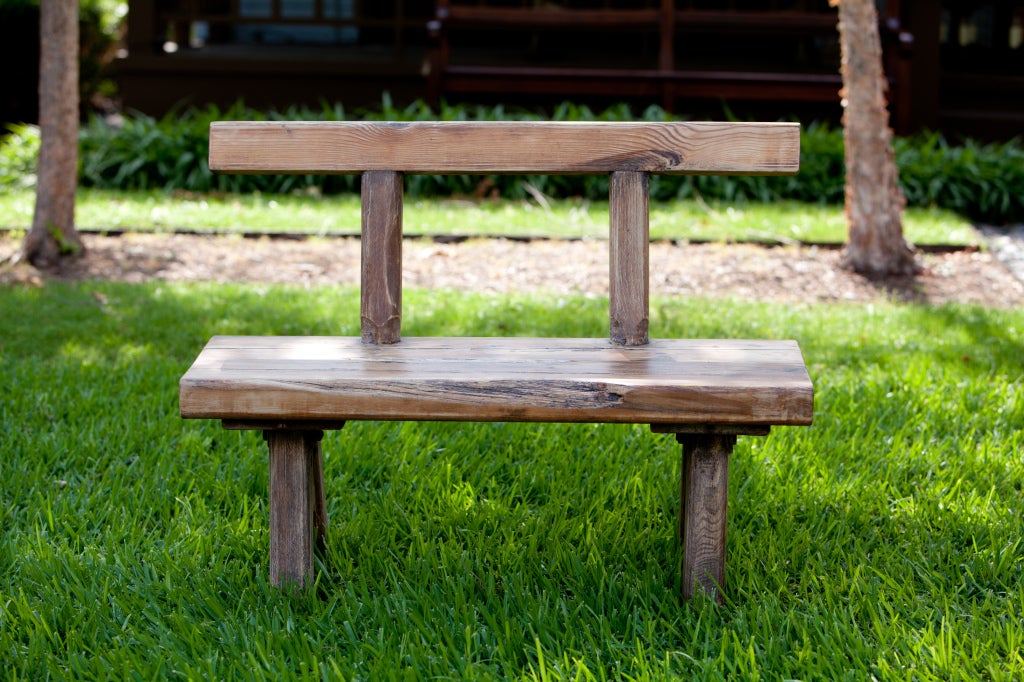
(1, 281, 1023, 678)
(0, 0, 36, 10)
(0, 123, 39, 191)
(83, 0, 127, 36)
(895, 131, 1024, 224)
(4, 97, 1021, 223)
(79, 0, 126, 105)
(72, 98, 1024, 223)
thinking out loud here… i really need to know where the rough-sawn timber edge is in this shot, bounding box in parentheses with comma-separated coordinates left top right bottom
(180, 336, 813, 426)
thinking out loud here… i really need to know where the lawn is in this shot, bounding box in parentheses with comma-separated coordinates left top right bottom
(0, 188, 980, 246)
(1, 278, 1021, 679)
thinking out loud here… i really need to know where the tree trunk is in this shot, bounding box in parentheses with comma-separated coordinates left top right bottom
(834, 0, 917, 278)
(23, 0, 83, 269)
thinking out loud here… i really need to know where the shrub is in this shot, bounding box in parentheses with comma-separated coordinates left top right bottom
(0, 123, 40, 191)
(895, 132, 1024, 224)
(5, 98, 1022, 224)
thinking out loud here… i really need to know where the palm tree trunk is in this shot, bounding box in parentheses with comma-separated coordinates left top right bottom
(23, 0, 83, 269)
(835, 0, 917, 278)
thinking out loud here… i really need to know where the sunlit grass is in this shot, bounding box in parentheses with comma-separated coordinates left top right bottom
(0, 188, 979, 246)
(1, 281, 1021, 679)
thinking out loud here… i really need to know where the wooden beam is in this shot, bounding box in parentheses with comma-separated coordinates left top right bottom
(674, 9, 838, 33)
(209, 121, 800, 176)
(266, 430, 323, 590)
(446, 7, 661, 28)
(677, 433, 733, 603)
(609, 171, 649, 346)
(361, 170, 403, 344)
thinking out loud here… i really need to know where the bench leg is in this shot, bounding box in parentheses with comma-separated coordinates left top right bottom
(264, 429, 328, 589)
(676, 434, 735, 603)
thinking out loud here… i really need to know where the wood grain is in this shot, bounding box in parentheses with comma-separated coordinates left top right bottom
(678, 433, 733, 603)
(180, 336, 814, 425)
(307, 430, 329, 554)
(361, 170, 403, 344)
(209, 121, 800, 175)
(194, 117, 814, 601)
(266, 430, 319, 589)
(609, 171, 650, 346)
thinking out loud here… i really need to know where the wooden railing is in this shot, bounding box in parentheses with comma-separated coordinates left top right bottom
(425, 0, 914, 131)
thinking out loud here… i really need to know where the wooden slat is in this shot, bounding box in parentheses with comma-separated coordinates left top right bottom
(609, 171, 650, 346)
(361, 170, 403, 344)
(441, 66, 665, 97)
(446, 7, 661, 28)
(209, 121, 800, 176)
(675, 9, 838, 33)
(659, 0, 676, 73)
(438, 66, 840, 103)
(180, 337, 814, 425)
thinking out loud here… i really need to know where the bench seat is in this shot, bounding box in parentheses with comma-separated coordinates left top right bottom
(180, 336, 813, 427)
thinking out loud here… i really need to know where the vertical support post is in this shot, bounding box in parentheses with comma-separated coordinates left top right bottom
(658, 0, 675, 72)
(677, 433, 734, 603)
(659, 0, 677, 111)
(308, 431, 329, 552)
(265, 430, 326, 589)
(361, 170, 403, 344)
(609, 171, 650, 346)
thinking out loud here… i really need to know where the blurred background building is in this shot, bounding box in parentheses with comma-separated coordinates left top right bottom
(7, 1, 1024, 139)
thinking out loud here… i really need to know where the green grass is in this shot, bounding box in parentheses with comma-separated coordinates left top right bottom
(0, 188, 980, 246)
(2, 280, 1022, 679)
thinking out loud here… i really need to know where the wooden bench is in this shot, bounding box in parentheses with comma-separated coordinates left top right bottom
(179, 120, 813, 601)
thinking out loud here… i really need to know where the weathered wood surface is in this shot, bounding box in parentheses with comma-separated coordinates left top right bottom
(609, 171, 650, 346)
(678, 433, 733, 603)
(223, 419, 346, 431)
(180, 336, 813, 425)
(306, 431, 329, 554)
(190, 116, 814, 599)
(266, 430, 322, 589)
(651, 424, 770, 436)
(361, 170, 403, 344)
(209, 121, 800, 176)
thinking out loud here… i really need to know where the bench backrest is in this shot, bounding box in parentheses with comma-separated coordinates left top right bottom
(209, 121, 799, 345)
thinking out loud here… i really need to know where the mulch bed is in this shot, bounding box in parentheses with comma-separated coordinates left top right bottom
(2, 232, 1022, 309)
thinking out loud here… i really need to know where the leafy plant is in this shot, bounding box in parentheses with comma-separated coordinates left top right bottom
(0, 123, 39, 192)
(895, 131, 1024, 223)
(8, 98, 1023, 223)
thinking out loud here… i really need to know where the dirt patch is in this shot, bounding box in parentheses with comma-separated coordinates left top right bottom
(2, 232, 1022, 309)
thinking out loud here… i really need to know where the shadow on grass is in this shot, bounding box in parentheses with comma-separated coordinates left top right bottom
(2, 280, 1022, 678)
(3, 283, 1021, 585)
